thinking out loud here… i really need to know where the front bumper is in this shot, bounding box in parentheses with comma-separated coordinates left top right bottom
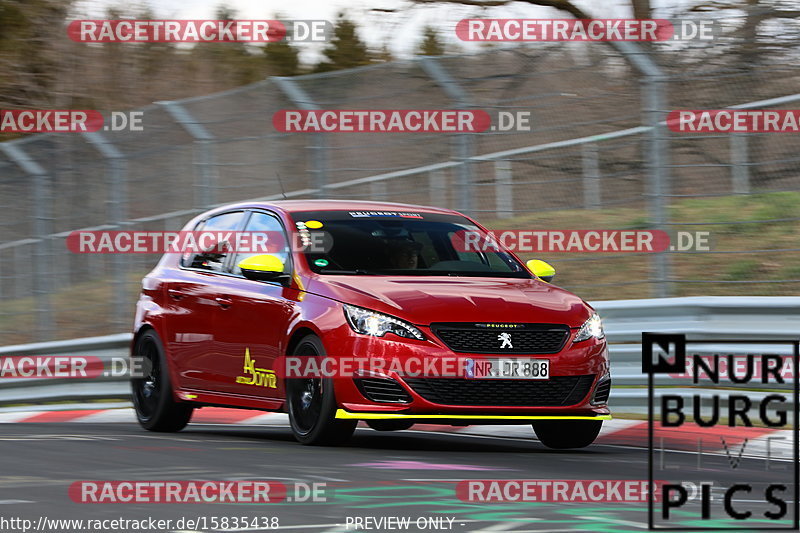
(327, 323, 611, 418)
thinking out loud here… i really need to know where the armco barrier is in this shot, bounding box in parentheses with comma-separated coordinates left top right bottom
(0, 333, 132, 404)
(0, 297, 797, 413)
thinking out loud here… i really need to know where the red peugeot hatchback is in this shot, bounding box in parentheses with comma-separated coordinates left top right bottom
(131, 200, 610, 448)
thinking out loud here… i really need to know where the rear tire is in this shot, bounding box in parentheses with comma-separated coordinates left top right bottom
(131, 330, 193, 432)
(366, 420, 414, 432)
(286, 335, 356, 446)
(532, 420, 602, 449)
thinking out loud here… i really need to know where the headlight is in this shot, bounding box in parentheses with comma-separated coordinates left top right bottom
(573, 313, 605, 343)
(343, 304, 425, 340)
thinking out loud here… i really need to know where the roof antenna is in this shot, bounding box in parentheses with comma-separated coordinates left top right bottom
(275, 171, 288, 200)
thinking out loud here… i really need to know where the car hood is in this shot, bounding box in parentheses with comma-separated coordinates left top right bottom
(309, 275, 592, 327)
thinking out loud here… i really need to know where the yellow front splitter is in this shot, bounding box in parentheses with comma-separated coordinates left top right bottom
(335, 409, 611, 421)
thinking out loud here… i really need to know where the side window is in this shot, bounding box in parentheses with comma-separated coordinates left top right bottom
(181, 211, 244, 271)
(232, 212, 291, 277)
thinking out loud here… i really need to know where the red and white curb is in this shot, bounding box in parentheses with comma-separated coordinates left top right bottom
(0, 405, 791, 458)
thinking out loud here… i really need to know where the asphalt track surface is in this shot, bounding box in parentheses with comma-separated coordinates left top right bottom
(0, 420, 794, 533)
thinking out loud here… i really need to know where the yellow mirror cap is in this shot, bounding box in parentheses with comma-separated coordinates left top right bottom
(526, 259, 555, 277)
(238, 254, 284, 273)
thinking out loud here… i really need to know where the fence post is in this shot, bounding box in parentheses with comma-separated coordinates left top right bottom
(0, 143, 54, 340)
(158, 101, 217, 209)
(272, 77, 328, 198)
(644, 74, 672, 298)
(83, 132, 129, 331)
(611, 41, 672, 298)
(419, 57, 474, 215)
(730, 133, 750, 194)
(581, 143, 601, 210)
(494, 160, 513, 219)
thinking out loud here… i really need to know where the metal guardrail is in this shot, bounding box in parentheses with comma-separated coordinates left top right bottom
(0, 297, 797, 412)
(594, 296, 800, 343)
(0, 333, 132, 404)
(597, 297, 800, 412)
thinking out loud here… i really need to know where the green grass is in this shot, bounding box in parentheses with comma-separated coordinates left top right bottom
(725, 259, 761, 281)
(482, 190, 800, 300)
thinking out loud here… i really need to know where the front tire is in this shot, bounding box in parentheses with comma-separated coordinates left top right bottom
(286, 335, 356, 446)
(131, 330, 193, 432)
(532, 420, 602, 449)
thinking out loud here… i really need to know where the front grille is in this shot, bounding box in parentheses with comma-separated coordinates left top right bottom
(431, 323, 570, 354)
(404, 375, 595, 407)
(355, 377, 411, 403)
(592, 376, 611, 404)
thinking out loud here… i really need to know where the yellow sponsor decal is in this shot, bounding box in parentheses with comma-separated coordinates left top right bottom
(235, 348, 277, 389)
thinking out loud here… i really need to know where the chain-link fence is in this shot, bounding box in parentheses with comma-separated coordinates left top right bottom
(2, 20, 800, 345)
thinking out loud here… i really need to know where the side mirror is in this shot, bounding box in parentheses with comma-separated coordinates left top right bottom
(527, 259, 556, 283)
(238, 254, 290, 284)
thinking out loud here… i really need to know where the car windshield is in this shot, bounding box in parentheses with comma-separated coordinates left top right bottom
(291, 210, 531, 278)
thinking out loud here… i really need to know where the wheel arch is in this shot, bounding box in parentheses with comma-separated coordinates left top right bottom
(132, 323, 156, 344)
(132, 322, 183, 398)
(285, 326, 321, 355)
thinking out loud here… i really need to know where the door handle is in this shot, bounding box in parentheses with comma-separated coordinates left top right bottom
(215, 297, 233, 308)
(168, 288, 185, 300)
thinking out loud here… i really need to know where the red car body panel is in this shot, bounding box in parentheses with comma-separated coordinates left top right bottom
(311, 276, 590, 325)
(133, 200, 610, 419)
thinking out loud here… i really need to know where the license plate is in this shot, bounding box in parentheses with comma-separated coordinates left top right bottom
(466, 358, 550, 379)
